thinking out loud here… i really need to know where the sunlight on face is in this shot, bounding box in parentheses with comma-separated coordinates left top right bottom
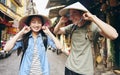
(30, 17, 42, 33)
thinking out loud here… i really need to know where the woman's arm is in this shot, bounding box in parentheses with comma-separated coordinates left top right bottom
(42, 26, 62, 49)
(4, 26, 31, 52)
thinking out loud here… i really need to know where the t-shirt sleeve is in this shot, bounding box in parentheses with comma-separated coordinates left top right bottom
(12, 40, 23, 51)
(64, 24, 74, 34)
(47, 36, 56, 49)
(90, 22, 100, 35)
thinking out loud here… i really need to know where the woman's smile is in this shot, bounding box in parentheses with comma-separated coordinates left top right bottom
(30, 17, 42, 32)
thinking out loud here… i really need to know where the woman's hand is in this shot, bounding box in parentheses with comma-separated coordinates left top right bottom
(20, 26, 31, 34)
(42, 26, 62, 50)
(42, 26, 50, 34)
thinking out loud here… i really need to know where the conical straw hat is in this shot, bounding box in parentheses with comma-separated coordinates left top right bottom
(59, 2, 89, 16)
(19, 14, 51, 30)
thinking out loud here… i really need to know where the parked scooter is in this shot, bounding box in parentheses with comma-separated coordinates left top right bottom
(0, 50, 12, 59)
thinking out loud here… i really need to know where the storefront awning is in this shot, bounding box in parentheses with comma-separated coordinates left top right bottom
(46, 0, 66, 8)
(0, 10, 13, 21)
(48, 5, 65, 18)
(0, 11, 13, 27)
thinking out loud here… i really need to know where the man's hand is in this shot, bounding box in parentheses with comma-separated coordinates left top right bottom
(42, 26, 50, 34)
(59, 16, 69, 24)
(82, 12, 95, 21)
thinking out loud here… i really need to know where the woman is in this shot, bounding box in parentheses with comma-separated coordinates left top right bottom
(3, 14, 62, 75)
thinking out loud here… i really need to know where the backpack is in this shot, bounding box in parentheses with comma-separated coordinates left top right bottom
(69, 23, 102, 68)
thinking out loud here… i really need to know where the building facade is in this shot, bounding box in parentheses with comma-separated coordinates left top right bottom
(0, 0, 30, 49)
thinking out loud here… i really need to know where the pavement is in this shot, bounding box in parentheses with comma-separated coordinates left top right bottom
(0, 50, 118, 75)
(61, 49, 117, 75)
(0, 50, 67, 75)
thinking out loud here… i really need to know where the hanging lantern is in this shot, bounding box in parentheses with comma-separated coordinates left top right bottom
(7, 27, 18, 34)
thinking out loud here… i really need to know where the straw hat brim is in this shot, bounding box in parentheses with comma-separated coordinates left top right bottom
(19, 14, 51, 29)
(59, 2, 89, 16)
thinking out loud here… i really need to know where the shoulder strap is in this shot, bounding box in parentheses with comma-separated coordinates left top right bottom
(21, 34, 48, 56)
(19, 34, 48, 68)
(69, 25, 77, 43)
(86, 25, 93, 41)
(87, 24, 96, 69)
(42, 34, 48, 51)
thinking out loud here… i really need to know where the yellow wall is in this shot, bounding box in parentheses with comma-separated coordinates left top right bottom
(0, 0, 28, 40)
(0, 0, 27, 20)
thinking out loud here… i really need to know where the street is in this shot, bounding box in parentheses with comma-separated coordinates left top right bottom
(0, 50, 117, 75)
(0, 50, 67, 75)
(0, 51, 21, 75)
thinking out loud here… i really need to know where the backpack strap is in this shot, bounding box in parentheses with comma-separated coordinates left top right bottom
(87, 24, 96, 70)
(86, 25, 93, 41)
(18, 34, 48, 68)
(42, 34, 48, 51)
(87, 24, 103, 71)
(69, 25, 77, 44)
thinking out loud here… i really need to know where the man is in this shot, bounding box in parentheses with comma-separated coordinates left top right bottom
(54, 2, 118, 75)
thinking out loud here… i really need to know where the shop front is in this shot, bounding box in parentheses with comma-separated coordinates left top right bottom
(0, 10, 19, 50)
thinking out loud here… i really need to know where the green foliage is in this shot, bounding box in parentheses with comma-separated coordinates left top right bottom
(109, 41, 115, 62)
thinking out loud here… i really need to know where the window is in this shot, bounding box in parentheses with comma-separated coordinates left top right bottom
(0, 0, 6, 4)
(14, 0, 22, 7)
(11, 3, 17, 12)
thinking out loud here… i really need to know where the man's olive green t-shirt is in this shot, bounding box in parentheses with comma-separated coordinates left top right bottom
(64, 22, 99, 75)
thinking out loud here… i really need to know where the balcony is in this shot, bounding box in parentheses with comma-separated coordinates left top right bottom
(13, 0, 22, 7)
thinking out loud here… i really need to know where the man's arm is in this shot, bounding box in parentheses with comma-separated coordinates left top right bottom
(83, 12, 118, 40)
(54, 17, 69, 34)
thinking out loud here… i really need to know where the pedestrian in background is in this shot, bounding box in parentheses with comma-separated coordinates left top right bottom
(3, 14, 62, 75)
(54, 2, 118, 75)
